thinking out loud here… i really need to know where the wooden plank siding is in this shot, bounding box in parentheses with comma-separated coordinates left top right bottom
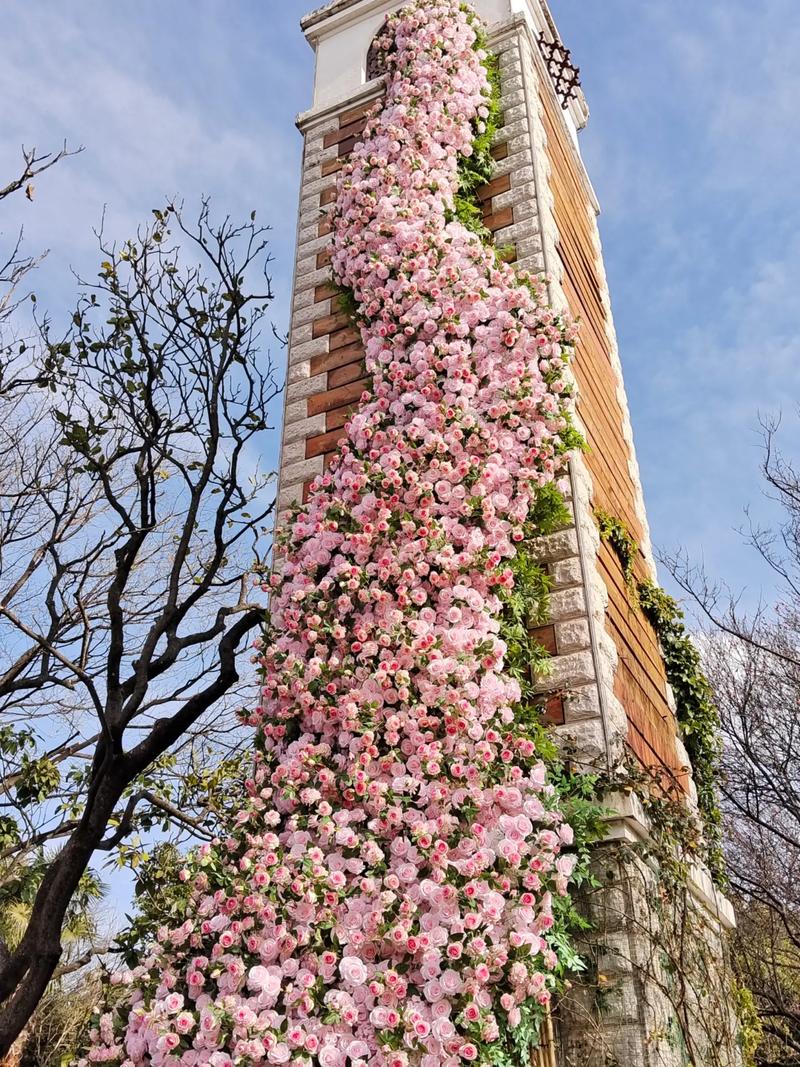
(539, 84, 687, 789)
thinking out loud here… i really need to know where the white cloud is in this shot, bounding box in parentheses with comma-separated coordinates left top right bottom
(0, 1, 312, 334)
(550, 0, 800, 600)
(650, 0, 800, 197)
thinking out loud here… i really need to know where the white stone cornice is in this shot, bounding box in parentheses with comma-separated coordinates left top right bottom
(299, 0, 590, 122)
(603, 791, 738, 931)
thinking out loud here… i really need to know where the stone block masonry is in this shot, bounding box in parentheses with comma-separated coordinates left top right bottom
(280, 2, 743, 1063)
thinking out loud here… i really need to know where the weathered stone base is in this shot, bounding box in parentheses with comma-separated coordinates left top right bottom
(555, 819, 741, 1067)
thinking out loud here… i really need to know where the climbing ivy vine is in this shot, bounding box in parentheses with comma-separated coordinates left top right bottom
(594, 509, 725, 880)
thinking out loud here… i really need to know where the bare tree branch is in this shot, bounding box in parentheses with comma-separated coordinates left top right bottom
(664, 416, 800, 1065)
(0, 198, 282, 1054)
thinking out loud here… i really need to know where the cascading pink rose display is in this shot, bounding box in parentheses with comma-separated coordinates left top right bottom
(84, 2, 581, 1065)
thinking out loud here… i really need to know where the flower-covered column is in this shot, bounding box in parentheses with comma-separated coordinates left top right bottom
(86, 2, 582, 1065)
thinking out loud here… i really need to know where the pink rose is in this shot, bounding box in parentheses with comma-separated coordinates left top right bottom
(175, 1012, 195, 1034)
(319, 1046, 344, 1067)
(164, 993, 183, 1014)
(339, 955, 368, 986)
(247, 965, 281, 998)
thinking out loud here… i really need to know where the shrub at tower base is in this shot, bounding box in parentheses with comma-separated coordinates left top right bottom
(84, 2, 587, 1065)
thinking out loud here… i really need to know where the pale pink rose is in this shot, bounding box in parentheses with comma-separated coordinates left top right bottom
(440, 969, 462, 995)
(319, 1046, 344, 1067)
(339, 956, 368, 986)
(247, 965, 281, 998)
(164, 993, 183, 1014)
(175, 1013, 195, 1035)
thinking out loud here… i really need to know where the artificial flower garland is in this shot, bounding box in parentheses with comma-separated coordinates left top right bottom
(85, 2, 582, 1065)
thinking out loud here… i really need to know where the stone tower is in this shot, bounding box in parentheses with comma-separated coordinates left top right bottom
(278, 1, 742, 1064)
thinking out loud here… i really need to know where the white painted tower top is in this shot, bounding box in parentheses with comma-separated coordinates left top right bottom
(300, 0, 567, 113)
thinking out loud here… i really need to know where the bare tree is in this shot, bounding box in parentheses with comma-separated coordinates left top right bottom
(666, 417, 800, 1066)
(0, 195, 281, 1053)
(0, 144, 82, 393)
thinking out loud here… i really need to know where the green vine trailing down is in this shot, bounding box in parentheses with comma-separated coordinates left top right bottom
(594, 509, 725, 881)
(497, 493, 607, 1035)
(732, 981, 762, 1067)
(595, 508, 638, 590)
(636, 581, 725, 879)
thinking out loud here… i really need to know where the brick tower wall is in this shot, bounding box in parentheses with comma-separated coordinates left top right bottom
(278, 8, 687, 791)
(278, 4, 742, 1063)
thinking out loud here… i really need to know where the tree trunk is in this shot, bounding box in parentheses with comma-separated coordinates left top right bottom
(0, 1026, 28, 1067)
(0, 766, 124, 1057)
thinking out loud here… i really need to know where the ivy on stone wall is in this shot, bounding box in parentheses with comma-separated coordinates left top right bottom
(636, 581, 725, 879)
(594, 509, 725, 880)
(499, 482, 607, 970)
(585, 759, 750, 1066)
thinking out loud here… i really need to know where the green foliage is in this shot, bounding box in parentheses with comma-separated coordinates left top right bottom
(15, 755, 61, 806)
(555, 416, 588, 458)
(545, 759, 605, 982)
(551, 764, 606, 893)
(499, 484, 571, 704)
(0, 723, 35, 756)
(595, 510, 725, 881)
(469, 27, 502, 177)
(731, 979, 762, 1067)
(0, 730, 64, 844)
(0, 853, 104, 950)
(497, 500, 606, 1041)
(500, 540, 553, 689)
(114, 754, 253, 962)
(610, 760, 707, 883)
(0, 816, 21, 849)
(595, 508, 638, 589)
(115, 842, 196, 965)
(494, 243, 516, 263)
(527, 480, 572, 535)
(334, 283, 360, 324)
(446, 22, 503, 239)
(116, 748, 253, 873)
(488, 998, 551, 1067)
(637, 580, 725, 881)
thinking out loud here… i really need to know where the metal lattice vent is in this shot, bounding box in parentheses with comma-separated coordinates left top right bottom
(539, 33, 581, 109)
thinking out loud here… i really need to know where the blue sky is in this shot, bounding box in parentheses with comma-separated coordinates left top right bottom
(2, 0, 799, 598)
